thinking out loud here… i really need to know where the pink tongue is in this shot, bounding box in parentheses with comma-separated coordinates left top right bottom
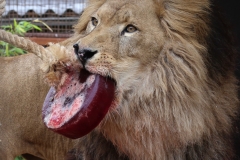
(42, 69, 115, 139)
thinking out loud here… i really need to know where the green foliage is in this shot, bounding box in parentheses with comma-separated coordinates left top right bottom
(2, 19, 41, 36)
(0, 19, 42, 57)
(14, 156, 25, 160)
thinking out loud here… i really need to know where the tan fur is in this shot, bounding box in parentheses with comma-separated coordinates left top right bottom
(0, 54, 75, 159)
(50, 0, 239, 159)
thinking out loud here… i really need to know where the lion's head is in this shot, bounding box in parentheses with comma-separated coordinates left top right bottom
(44, 0, 239, 159)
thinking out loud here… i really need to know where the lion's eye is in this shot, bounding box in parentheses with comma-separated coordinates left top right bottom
(124, 25, 138, 33)
(121, 24, 138, 36)
(91, 17, 98, 26)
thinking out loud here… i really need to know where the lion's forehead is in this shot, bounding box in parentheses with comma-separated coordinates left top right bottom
(96, 0, 156, 24)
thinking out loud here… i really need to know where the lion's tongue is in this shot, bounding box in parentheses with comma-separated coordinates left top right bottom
(42, 69, 115, 139)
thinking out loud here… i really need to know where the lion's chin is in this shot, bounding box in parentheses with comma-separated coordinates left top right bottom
(42, 69, 116, 139)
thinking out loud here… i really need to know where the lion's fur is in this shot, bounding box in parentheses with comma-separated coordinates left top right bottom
(2, 0, 236, 159)
(57, 0, 240, 159)
(0, 54, 75, 159)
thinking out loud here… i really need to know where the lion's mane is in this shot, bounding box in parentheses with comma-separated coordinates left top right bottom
(61, 0, 240, 159)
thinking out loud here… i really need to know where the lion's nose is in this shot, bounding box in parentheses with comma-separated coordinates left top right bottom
(73, 44, 98, 65)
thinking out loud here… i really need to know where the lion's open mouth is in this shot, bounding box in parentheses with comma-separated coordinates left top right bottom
(42, 69, 115, 139)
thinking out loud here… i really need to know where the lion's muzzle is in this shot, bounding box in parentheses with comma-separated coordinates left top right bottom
(73, 43, 97, 66)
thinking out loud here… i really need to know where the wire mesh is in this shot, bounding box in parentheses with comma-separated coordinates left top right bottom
(1, 0, 86, 37)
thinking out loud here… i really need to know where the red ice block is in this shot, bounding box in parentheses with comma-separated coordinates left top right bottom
(42, 69, 115, 139)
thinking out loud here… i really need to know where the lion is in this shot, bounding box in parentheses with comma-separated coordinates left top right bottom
(0, 54, 76, 160)
(32, 0, 240, 159)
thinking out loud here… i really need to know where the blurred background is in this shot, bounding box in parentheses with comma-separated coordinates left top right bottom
(1, 0, 86, 45)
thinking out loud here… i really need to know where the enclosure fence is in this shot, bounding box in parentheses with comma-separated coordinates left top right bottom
(1, 0, 86, 38)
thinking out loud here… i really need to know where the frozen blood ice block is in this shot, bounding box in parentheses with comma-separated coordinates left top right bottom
(42, 69, 115, 139)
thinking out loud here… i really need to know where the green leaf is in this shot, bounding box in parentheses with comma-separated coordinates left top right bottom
(1, 25, 11, 29)
(0, 19, 47, 57)
(0, 41, 7, 46)
(2, 24, 13, 33)
(5, 43, 9, 56)
(33, 19, 53, 32)
(9, 47, 25, 55)
(15, 26, 26, 35)
(13, 19, 18, 29)
(14, 156, 26, 160)
(33, 25, 42, 31)
(0, 49, 6, 56)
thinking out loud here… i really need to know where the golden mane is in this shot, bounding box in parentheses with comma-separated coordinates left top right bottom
(59, 0, 239, 159)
